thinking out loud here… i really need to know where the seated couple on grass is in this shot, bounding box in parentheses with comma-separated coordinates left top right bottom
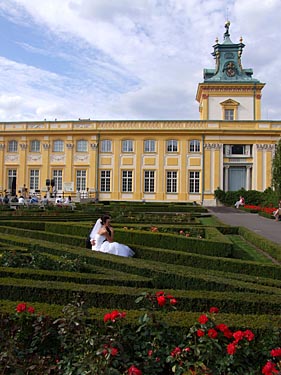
(89, 214, 134, 257)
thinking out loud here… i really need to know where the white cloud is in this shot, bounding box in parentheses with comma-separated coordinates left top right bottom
(0, 0, 280, 120)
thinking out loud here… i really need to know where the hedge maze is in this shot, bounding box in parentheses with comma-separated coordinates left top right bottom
(0, 203, 280, 330)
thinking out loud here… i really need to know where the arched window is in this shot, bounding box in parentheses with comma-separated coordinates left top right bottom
(166, 139, 178, 152)
(144, 140, 156, 152)
(30, 140, 40, 152)
(53, 140, 64, 152)
(189, 140, 200, 153)
(77, 140, 88, 152)
(8, 140, 18, 152)
(101, 140, 112, 153)
(122, 140, 133, 152)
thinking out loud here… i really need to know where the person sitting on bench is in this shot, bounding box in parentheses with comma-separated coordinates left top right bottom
(234, 195, 245, 209)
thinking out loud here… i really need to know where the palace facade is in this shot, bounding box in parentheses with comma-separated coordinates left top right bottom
(1, 23, 280, 205)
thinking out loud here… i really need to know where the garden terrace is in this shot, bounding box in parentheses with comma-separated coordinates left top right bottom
(0, 202, 280, 331)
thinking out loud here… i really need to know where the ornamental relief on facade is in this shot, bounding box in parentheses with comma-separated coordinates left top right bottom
(50, 154, 65, 163)
(204, 143, 222, 149)
(28, 124, 45, 129)
(5, 154, 19, 163)
(27, 154, 42, 163)
(256, 144, 275, 151)
(74, 154, 89, 163)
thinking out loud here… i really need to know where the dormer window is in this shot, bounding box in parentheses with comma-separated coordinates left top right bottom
(225, 109, 234, 121)
(220, 99, 239, 121)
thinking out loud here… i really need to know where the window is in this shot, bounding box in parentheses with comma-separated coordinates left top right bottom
(8, 169, 17, 191)
(100, 170, 111, 192)
(101, 140, 112, 153)
(122, 170, 133, 192)
(144, 170, 155, 193)
(189, 140, 200, 153)
(122, 140, 133, 152)
(166, 140, 178, 152)
(189, 171, 200, 193)
(220, 99, 239, 120)
(8, 140, 18, 152)
(77, 140, 88, 152)
(225, 109, 234, 121)
(53, 140, 64, 152)
(30, 140, 40, 152)
(30, 169, 39, 190)
(53, 170, 63, 190)
(166, 171, 177, 193)
(76, 170, 86, 191)
(144, 140, 156, 153)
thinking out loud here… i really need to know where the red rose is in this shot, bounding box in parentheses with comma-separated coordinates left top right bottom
(171, 347, 181, 357)
(110, 310, 120, 321)
(103, 313, 111, 323)
(262, 361, 279, 375)
(227, 343, 237, 355)
(198, 314, 208, 324)
(209, 306, 219, 314)
(243, 329, 255, 341)
(170, 298, 177, 305)
(233, 330, 244, 342)
(224, 328, 233, 339)
(157, 295, 166, 306)
(216, 323, 228, 332)
(197, 329, 205, 337)
(16, 303, 27, 313)
(110, 347, 118, 356)
(271, 348, 281, 357)
(128, 365, 142, 375)
(27, 306, 35, 314)
(208, 328, 218, 339)
(148, 349, 153, 357)
(155, 291, 164, 297)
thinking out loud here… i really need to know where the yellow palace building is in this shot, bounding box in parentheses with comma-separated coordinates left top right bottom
(0, 22, 280, 205)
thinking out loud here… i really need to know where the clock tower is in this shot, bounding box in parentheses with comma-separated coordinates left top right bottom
(196, 21, 265, 121)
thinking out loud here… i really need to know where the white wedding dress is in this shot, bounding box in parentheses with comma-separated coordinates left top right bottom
(92, 233, 135, 257)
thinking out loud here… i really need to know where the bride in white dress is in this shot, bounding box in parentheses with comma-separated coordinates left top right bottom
(89, 215, 134, 257)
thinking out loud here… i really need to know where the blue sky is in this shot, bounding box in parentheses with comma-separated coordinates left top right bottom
(0, 0, 280, 122)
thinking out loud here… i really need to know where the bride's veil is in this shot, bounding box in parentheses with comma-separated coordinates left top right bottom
(90, 218, 102, 239)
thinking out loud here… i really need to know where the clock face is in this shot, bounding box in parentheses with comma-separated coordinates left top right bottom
(226, 62, 236, 77)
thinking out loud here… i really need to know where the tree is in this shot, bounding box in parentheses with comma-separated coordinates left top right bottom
(272, 139, 281, 199)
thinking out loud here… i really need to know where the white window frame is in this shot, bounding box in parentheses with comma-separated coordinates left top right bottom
(76, 170, 86, 191)
(144, 140, 156, 153)
(101, 140, 112, 153)
(8, 169, 17, 190)
(100, 170, 111, 192)
(122, 170, 133, 192)
(53, 170, 63, 190)
(53, 140, 64, 152)
(122, 140, 133, 153)
(166, 140, 178, 152)
(30, 169, 39, 190)
(144, 170, 155, 193)
(76, 140, 88, 152)
(189, 140, 200, 153)
(189, 171, 200, 193)
(166, 171, 177, 193)
(30, 140, 40, 152)
(8, 140, 18, 153)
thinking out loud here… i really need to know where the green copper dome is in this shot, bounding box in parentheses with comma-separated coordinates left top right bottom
(204, 21, 260, 83)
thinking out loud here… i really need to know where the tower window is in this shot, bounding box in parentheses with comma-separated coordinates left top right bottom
(225, 109, 234, 120)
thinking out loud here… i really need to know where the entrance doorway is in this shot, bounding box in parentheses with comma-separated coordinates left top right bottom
(228, 167, 246, 191)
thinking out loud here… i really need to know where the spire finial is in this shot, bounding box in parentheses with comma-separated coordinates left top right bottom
(224, 20, 230, 39)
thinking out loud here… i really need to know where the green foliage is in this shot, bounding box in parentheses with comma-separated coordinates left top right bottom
(0, 294, 280, 375)
(272, 138, 281, 199)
